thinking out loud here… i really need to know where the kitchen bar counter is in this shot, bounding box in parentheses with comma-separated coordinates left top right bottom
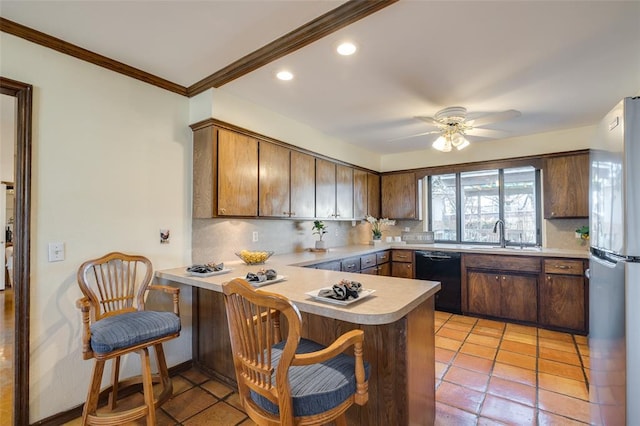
(157, 262, 439, 325)
(157, 254, 440, 425)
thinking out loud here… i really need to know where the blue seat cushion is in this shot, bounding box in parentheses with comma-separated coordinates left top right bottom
(90, 311, 181, 354)
(251, 338, 370, 417)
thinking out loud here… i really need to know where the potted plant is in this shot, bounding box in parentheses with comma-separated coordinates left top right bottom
(312, 220, 328, 249)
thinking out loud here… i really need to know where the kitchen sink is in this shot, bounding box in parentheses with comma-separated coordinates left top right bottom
(461, 245, 542, 251)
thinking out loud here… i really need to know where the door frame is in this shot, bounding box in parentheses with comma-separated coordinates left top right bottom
(1, 76, 32, 425)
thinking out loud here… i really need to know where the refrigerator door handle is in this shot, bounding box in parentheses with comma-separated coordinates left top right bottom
(585, 268, 590, 279)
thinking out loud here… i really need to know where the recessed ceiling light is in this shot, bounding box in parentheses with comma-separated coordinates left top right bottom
(337, 42, 357, 56)
(276, 71, 294, 81)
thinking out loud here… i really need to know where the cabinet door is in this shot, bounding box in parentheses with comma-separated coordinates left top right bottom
(192, 126, 216, 218)
(336, 164, 354, 219)
(539, 274, 586, 332)
(377, 262, 391, 277)
(381, 172, 417, 219)
(543, 153, 589, 218)
(501, 274, 537, 323)
(367, 173, 381, 218)
(218, 129, 258, 216)
(392, 262, 413, 278)
(353, 169, 368, 219)
(467, 271, 501, 317)
(259, 142, 290, 217)
(290, 151, 315, 219)
(315, 158, 336, 219)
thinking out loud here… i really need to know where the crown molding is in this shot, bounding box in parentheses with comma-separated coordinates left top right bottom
(0, 17, 189, 96)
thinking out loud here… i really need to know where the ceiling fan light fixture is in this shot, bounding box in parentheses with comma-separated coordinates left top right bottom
(451, 133, 469, 150)
(432, 135, 451, 152)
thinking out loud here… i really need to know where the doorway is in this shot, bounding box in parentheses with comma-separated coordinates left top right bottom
(1, 77, 32, 425)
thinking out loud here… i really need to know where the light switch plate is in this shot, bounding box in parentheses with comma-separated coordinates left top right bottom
(48, 242, 65, 262)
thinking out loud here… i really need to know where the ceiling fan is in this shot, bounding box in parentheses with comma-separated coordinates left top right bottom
(396, 106, 521, 152)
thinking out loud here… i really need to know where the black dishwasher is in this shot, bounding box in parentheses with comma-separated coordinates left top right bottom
(415, 251, 462, 314)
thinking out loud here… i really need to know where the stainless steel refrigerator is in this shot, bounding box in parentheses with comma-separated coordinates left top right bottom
(589, 96, 640, 425)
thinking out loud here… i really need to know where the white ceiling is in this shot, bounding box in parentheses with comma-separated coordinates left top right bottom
(2, 1, 639, 155)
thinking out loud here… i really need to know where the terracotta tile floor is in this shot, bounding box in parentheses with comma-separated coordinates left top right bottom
(3, 308, 595, 425)
(434, 311, 593, 425)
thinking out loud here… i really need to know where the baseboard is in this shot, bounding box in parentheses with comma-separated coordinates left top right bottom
(31, 360, 193, 426)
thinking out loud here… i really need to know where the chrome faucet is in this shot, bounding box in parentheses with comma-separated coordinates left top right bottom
(493, 219, 507, 248)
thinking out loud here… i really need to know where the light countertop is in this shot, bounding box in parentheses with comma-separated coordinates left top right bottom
(156, 257, 440, 326)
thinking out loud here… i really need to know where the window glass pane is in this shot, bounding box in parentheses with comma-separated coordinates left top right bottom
(430, 174, 457, 241)
(461, 170, 499, 243)
(504, 166, 537, 244)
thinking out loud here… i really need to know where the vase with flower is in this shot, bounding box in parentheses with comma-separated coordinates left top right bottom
(366, 216, 396, 243)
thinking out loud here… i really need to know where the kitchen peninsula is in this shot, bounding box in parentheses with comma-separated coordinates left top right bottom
(157, 248, 442, 426)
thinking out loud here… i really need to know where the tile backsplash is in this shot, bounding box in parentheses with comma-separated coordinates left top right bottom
(192, 216, 588, 264)
(192, 218, 372, 264)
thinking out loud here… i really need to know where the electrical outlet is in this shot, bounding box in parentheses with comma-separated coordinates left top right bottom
(252, 231, 259, 242)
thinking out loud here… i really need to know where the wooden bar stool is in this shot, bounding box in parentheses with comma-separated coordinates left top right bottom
(76, 252, 180, 425)
(222, 278, 369, 426)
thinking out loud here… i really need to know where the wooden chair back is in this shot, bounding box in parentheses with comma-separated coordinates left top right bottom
(77, 251, 153, 322)
(222, 278, 302, 423)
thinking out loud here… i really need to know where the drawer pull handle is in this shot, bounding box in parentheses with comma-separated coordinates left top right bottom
(555, 265, 571, 269)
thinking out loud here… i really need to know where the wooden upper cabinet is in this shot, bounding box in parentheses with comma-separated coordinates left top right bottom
(192, 125, 217, 218)
(353, 169, 368, 220)
(217, 129, 258, 216)
(381, 172, 417, 219)
(290, 151, 315, 219)
(259, 141, 290, 217)
(543, 152, 589, 219)
(315, 158, 337, 219)
(367, 172, 381, 218)
(336, 164, 354, 219)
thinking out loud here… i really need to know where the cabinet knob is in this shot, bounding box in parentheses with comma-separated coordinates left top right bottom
(220, 208, 226, 214)
(502, 276, 506, 280)
(495, 276, 499, 280)
(406, 264, 411, 269)
(290, 212, 296, 216)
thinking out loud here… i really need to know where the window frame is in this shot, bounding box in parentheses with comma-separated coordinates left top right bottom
(427, 167, 542, 247)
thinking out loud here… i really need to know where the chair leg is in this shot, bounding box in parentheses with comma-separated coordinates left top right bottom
(335, 413, 348, 426)
(108, 355, 121, 409)
(153, 343, 173, 406)
(139, 347, 157, 426)
(82, 359, 105, 425)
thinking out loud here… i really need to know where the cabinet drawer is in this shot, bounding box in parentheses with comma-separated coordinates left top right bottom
(314, 260, 341, 271)
(544, 259, 584, 276)
(341, 257, 361, 273)
(392, 250, 413, 262)
(463, 254, 541, 273)
(376, 250, 390, 264)
(360, 254, 377, 269)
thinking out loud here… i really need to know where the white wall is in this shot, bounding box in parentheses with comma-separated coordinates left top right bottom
(190, 88, 383, 171)
(1, 94, 16, 182)
(0, 33, 192, 421)
(381, 125, 595, 171)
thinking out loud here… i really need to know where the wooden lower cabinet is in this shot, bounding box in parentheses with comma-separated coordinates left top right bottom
(464, 254, 539, 325)
(539, 258, 587, 333)
(391, 249, 414, 278)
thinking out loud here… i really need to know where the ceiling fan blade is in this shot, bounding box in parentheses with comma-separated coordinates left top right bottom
(388, 130, 441, 142)
(465, 128, 508, 139)
(468, 109, 521, 127)
(415, 116, 441, 127)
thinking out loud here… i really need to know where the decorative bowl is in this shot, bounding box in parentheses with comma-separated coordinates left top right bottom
(235, 250, 274, 265)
